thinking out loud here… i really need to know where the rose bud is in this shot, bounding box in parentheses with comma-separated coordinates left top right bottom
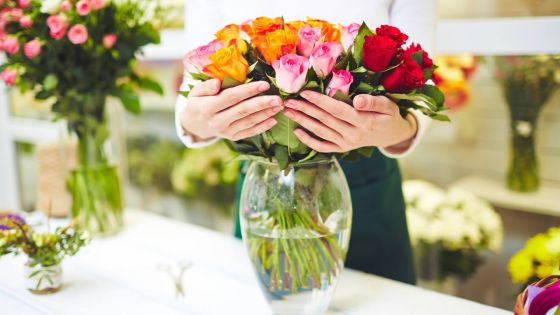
(310, 42, 342, 78)
(68, 24, 88, 45)
(341, 23, 360, 51)
(326, 69, 353, 97)
(272, 54, 309, 94)
(24, 38, 41, 58)
(0, 69, 17, 86)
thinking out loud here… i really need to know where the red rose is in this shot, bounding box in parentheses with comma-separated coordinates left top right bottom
(404, 43, 433, 70)
(362, 35, 399, 72)
(375, 25, 408, 46)
(381, 54, 426, 93)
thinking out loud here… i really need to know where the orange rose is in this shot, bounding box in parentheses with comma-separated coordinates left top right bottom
(215, 24, 248, 53)
(204, 46, 249, 82)
(253, 29, 297, 64)
(306, 17, 341, 42)
(241, 16, 283, 38)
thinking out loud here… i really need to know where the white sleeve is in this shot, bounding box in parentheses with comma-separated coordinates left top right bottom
(378, 0, 437, 159)
(175, 0, 224, 148)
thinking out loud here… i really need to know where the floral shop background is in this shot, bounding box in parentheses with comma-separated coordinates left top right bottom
(1, 0, 560, 312)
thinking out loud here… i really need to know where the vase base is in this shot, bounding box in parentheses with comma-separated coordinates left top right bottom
(28, 285, 62, 295)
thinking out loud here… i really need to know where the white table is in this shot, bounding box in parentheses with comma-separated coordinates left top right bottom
(0, 210, 510, 315)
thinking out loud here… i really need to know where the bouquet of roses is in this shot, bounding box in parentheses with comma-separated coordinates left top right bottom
(181, 17, 448, 169)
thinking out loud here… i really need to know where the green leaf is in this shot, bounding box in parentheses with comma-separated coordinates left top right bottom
(222, 77, 243, 89)
(274, 146, 289, 170)
(333, 91, 352, 105)
(35, 91, 52, 100)
(411, 51, 424, 67)
(431, 114, 451, 122)
(387, 92, 438, 111)
(421, 84, 445, 106)
(190, 72, 210, 81)
(352, 22, 374, 65)
(356, 82, 375, 94)
(351, 67, 368, 74)
(178, 90, 190, 98)
(269, 112, 308, 154)
(138, 77, 164, 95)
(115, 88, 141, 114)
(43, 74, 58, 91)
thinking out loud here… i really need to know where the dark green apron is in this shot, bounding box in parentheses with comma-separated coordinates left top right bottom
(234, 149, 416, 285)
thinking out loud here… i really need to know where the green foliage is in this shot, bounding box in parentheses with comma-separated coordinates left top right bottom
(352, 22, 374, 65)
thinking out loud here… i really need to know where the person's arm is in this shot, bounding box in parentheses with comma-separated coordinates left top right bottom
(378, 0, 437, 158)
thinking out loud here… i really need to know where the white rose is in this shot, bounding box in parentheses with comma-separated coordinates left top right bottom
(41, 0, 63, 14)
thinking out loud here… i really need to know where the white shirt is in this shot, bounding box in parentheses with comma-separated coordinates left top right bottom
(175, 0, 436, 157)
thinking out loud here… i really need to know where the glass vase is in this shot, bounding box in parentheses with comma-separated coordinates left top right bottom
(507, 119, 539, 192)
(67, 98, 124, 235)
(25, 260, 63, 295)
(240, 158, 352, 315)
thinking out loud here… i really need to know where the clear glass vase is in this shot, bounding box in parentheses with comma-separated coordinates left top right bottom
(240, 158, 352, 315)
(507, 119, 539, 192)
(66, 98, 124, 236)
(25, 260, 63, 295)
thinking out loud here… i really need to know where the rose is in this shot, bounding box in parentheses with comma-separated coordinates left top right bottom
(76, 0, 91, 16)
(3, 37, 19, 54)
(310, 42, 342, 78)
(272, 54, 309, 94)
(24, 38, 41, 58)
(183, 41, 224, 74)
(306, 18, 340, 42)
(341, 22, 360, 51)
(204, 46, 249, 82)
(17, 0, 30, 8)
(326, 69, 353, 97)
(19, 15, 32, 28)
(90, 0, 105, 10)
(68, 24, 88, 45)
(60, 0, 71, 12)
(381, 54, 426, 93)
(102, 34, 117, 48)
(404, 43, 433, 70)
(362, 35, 398, 72)
(375, 25, 408, 46)
(215, 24, 247, 53)
(41, 0, 63, 14)
(0, 69, 17, 86)
(252, 29, 297, 64)
(297, 25, 321, 57)
(46, 15, 66, 34)
(241, 16, 283, 38)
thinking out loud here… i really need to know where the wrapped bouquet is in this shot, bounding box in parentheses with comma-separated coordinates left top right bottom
(181, 17, 449, 169)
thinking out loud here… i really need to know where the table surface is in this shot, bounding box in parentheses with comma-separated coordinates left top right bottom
(0, 210, 510, 315)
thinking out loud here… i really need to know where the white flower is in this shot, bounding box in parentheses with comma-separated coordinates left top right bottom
(41, 0, 63, 14)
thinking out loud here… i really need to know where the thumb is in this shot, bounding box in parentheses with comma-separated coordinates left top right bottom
(354, 95, 394, 115)
(189, 79, 221, 97)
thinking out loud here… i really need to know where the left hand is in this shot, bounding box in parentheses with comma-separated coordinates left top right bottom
(283, 90, 418, 153)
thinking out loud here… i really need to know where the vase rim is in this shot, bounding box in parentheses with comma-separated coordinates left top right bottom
(250, 156, 338, 167)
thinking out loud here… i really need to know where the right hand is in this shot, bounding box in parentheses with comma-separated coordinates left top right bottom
(180, 79, 283, 141)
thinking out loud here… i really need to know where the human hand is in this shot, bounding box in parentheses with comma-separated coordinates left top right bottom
(283, 91, 417, 153)
(180, 79, 283, 141)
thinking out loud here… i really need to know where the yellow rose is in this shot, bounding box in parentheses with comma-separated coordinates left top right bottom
(204, 46, 249, 83)
(215, 24, 248, 54)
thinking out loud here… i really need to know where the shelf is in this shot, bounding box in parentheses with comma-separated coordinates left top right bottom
(450, 175, 560, 217)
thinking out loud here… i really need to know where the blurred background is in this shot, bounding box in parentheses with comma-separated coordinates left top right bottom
(1, 0, 559, 310)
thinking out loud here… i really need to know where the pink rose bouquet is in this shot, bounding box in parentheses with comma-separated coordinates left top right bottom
(181, 17, 448, 168)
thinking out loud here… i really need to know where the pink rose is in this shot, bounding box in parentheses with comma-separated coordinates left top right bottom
(326, 69, 353, 97)
(60, 1, 72, 12)
(68, 24, 88, 44)
(310, 42, 342, 78)
(182, 41, 224, 74)
(272, 54, 309, 94)
(76, 0, 91, 16)
(90, 0, 105, 10)
(0, 69, 17, 86)
(341, 23, 360, 51)
(102, 34, 117, 48)
(17, 0, 30, 8)
(19, 15, 32, 28)
(3, 37, 19, 54)
(46, 15, 66, 34)
(24, 38, 41, 58)
(297, 25, 321, 58)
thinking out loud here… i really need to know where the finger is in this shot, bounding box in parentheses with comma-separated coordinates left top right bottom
(300, 90, 358, 125)
(230, 118, 278, 141)
(228, 105, 283, 134)
(284, 108, 343, 145)
(214, 95, 282, 126)
(353, 95, 395, 115)
(189, 79, 221, 97)
(294, 129, 342, 153)
(212, 81, 271, 113)
(285, 99, 353, 134)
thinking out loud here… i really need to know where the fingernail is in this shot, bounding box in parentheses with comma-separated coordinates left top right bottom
(211, 79, 220, 90)
(300, 91, 310, 98)
(259, 82, 270, 92)
(355, 96, 365, 108)
(269, 119, 277, 126)
(284, 110, 294, 118)
(272, 106, 283, 112)
(270, 98, 281, 106)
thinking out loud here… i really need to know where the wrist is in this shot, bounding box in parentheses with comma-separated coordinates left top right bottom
(383, 113, 418, 154)
(180, 106, 215, 142)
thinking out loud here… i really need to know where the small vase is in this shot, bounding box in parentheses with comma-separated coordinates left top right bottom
(240, 158, 352, 315)
(25, 260, 63, 295)
(66, 96, 124, 235)
(507, 119, 539, 192)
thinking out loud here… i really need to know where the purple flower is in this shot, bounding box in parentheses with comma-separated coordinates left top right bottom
(0, 224, 10, 231)
(0, 213, 26, 230)
(528, 284, 560, 315)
